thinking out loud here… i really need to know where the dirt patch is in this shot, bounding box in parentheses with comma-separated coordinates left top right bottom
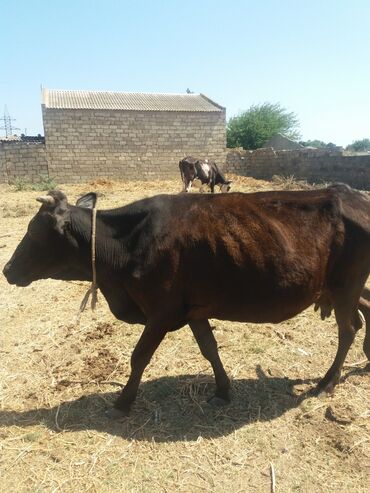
(89, 178, 115, 189)
(84, 322, 117, 341)
(82, 348, 119, 381)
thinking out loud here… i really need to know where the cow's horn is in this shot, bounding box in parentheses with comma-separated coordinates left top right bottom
(36, 195, 56, 206)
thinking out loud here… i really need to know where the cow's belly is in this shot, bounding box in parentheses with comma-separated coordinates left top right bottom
(187, 296, 313, 324)
(185, 270, 324, 324)
(99, 281, 147, 324)
(187, 291, 316, 323)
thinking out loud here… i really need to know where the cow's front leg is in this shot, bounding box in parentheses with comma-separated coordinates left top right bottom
(185, 180, 193, 193)
(189, 319, 231, 404)
(107, 324, 167, 417)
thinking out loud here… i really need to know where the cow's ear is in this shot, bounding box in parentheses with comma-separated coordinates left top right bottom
(76, 193, 97, 209)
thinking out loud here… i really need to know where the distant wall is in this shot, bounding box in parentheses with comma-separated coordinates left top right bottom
(0, 141, 48, 184)
(225, 148, 370, 189)
(2, 139, 370, 189)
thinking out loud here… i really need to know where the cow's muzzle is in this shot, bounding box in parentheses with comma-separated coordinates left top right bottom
(3, 261, 11, 279)
(2, 261, 28, 286)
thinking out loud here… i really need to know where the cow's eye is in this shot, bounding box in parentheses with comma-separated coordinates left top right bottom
(27, 228, 40, 243)
(27, 221, 47, 243)
(27, 222, 37, 239)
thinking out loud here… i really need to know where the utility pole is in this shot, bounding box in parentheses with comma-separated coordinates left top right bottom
(0, 105, 20, 138)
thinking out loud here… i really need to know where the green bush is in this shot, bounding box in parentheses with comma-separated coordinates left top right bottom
(12, 175, 58, 192)
(12, 178, 29, 191)
(31, 175, 58, 191)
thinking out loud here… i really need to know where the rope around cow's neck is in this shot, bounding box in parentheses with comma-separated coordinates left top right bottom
(77, 205, 98, 317)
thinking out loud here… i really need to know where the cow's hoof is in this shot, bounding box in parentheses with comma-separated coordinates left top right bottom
(312, 381, 336, 397)
(105, 407, 130, 419)
(309, 387, 326, 399)
(207, 395, 230, 408)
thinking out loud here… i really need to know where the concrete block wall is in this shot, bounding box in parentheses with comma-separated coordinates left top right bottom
(0, 142, 48, 184)
(224, 148, 370, 189)
(43, 107, 226, 182)
(2, 130, 370, 190)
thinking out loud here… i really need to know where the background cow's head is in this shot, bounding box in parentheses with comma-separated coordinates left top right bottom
(219, 181, 232, 193)
(3, 190, 96, 286)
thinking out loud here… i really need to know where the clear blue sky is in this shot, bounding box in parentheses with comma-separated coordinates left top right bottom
(1, 0, 369, 146)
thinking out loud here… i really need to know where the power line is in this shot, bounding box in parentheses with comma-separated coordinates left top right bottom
(0, 105, 20, 138)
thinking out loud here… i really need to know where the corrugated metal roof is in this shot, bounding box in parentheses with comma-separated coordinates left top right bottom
(42, 89, 224, 112)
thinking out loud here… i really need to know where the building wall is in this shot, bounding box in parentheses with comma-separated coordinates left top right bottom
(43, 107, 226, 182)
(0, 141, 48, 184)
(225, 148, 370, 189)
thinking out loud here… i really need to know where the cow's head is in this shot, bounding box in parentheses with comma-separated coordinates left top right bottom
(3, 190, 96, 287)
(219, 181, 232, 193)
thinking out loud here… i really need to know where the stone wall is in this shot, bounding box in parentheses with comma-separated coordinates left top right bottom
(0, 141, 48, 184)
(43, 107, 226, 182)
(224, 148, 370, 189)
(2, 134, 370, 190)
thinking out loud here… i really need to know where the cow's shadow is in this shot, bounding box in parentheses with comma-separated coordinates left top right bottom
(0, 365, 367, 442)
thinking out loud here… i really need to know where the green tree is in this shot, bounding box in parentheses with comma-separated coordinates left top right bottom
(346, 138, 370, 152)
(227, 102, 300, 150)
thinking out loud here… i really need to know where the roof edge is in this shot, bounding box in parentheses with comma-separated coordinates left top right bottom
(43, 88, 205, 97)
(41, 87, 49, 106)
(200, 93, 225, 111)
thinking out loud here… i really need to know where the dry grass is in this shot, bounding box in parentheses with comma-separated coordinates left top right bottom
(1, 176, 369, 493)
(271, 175, 326, 190)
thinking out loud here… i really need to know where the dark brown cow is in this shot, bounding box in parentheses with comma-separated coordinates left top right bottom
(179, 156, 231, 193)
(3, 184, 370, 417)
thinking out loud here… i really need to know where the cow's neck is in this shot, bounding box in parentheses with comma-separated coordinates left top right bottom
(68, 206, 137, 278)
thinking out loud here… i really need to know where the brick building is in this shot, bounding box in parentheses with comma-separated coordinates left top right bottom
(41, 88, 226, 182)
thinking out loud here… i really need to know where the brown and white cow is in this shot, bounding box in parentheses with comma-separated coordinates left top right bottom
(3, 184, 370, 417)
(179, 156, 231, 193)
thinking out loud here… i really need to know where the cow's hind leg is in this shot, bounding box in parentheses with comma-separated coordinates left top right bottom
(189, 319, 231, 403)
(315, 289, 370, 361)
(108, 324, 167, 417)
(315, 298, 358, 394)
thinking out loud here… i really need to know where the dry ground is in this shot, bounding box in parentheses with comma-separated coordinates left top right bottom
(0, 176, 369, 492)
